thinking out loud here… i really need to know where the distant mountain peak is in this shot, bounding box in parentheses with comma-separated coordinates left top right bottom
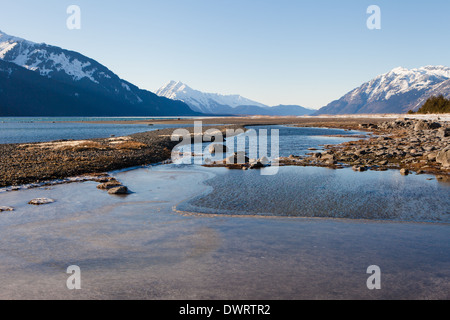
(156, 81, 314, 116)
(156, 81, 269, 113)
(316, 65, 450, 115)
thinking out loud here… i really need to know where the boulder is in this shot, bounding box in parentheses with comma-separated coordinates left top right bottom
(28, 198, 55, 205)
(108, 186, 129, 195)
(414, 120, 430, 131)
(249, 162, 265, 169)
(259, 156, 270, 165)
(427, 152, 437, 161)
(97, 181, 122, 190)
(436, 148, 450, 168)
(208, 144, 228, 155)
(429, 122, 442, 130)
(0, 206, 14, 212)
(224, 152, 249, 164)
(437, 128, 450, 138)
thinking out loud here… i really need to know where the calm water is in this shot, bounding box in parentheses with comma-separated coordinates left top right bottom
(178, 166, 450, 223)
(0, 165, 448, 299)
(0, 117, 207, 144)
(0, 125, 448, 299)
(176, 125, 450, 223)
(175, 125, 366, 161)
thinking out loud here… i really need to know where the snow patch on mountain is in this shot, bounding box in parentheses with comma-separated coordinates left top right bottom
(0, 30, 99, 83)
(317, 65, 450, 115)
(359, 65, 450, 101)
(156, 80, 269, 113)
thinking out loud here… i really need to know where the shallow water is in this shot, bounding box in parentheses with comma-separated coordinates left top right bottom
(0, 125, 448, 299)
(0, 164, 448, 299)
(179, 166, 450, 223)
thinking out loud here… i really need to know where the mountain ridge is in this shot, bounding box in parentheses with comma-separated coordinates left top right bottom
(0, 30, 199, 116)
(315, 65, 450, 115)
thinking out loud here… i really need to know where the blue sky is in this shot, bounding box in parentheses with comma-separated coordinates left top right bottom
(1, 0, 450, 109)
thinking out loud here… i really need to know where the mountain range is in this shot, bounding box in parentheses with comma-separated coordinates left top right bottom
(156, 81, 315, 116)
(315, 66, 450, 115)
(1, 30, 449, 117)
(0, 30, 198, 116)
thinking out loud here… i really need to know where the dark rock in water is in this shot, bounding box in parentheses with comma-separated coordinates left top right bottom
(400, 168, 409, 175)
(0, 206, 14, 212)
(224, 152, 249, 164)
(28, 198, 55, 205)
(108, 186, 129, 195)
(352, 166, 367, 172)
(249, 162, 265, 169)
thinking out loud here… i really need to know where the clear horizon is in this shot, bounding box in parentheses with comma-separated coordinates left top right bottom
(1, 0, 450, 109)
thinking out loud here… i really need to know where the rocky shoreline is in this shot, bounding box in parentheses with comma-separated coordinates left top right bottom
(278, 118, 450, 177)
(0, 125, 244, 188)
(1, 117, 449, 190)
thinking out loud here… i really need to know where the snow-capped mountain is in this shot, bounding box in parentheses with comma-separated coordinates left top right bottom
(0, 30, 197, 116)
(316, 66, 450, 115)
(156, 81, 314, 115)
(156, 81, 269, 113)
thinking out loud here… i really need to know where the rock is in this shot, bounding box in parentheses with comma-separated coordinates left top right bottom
(108, 186, 129, 195)
(359, 123, 378, 129)
(352, 166, 367, 172)
(436, 148, 450, 168)
(437, 128, 450, 138)
(28, 198, 55, 205)
(400, 168, 409, 176)
(429, 122, 442, 130)
(97, 181, 122, 190)
(427, 152, 437, 161)
(208, 144, 228, 154)
(414, 120, 430, 131)
(224, 152, 249, 164)
(321, 154, 335, 161)
(249, 162, 265, 169)
(0, 206, 14, 212)
(258, 156, 270, 165)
